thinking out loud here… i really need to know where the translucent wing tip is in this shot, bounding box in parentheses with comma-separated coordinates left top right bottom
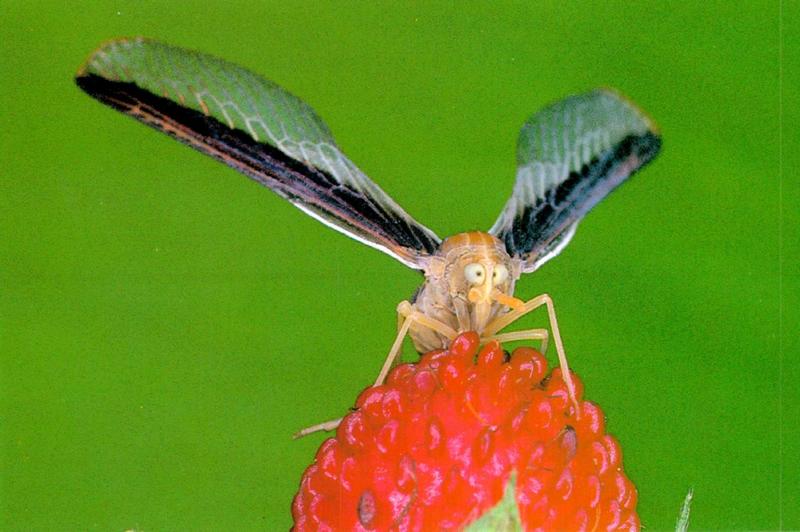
(76, 36, 147, 78)
(596, 86, 661, 135)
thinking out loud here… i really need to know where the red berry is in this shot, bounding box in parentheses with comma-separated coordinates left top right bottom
(292, 332, 639, 530)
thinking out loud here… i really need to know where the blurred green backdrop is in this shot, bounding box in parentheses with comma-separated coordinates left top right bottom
(1, 1, 796, 530)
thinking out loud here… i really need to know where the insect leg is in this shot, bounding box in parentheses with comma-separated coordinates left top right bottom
(483, 328, 549, 354)
(374, 301, 457, 386)
(295, 303, 458, 439)
(293, 418, 343, 439)
(483, 294, 579, 415)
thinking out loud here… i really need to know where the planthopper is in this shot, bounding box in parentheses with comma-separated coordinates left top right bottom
(76, 39, 661, 435)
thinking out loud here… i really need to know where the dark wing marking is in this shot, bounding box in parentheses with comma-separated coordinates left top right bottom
(75, 38, 440, 268)
(489, 89, 661, 272)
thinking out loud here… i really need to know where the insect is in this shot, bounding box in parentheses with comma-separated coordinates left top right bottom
(76, 39, 661, 434)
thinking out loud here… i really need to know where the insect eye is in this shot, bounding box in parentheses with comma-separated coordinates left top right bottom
(463, 263, 486, 284)
(493, 264, 509, 286)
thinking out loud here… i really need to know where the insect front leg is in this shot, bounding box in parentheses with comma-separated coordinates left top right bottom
(483, 293, 579, 416)
(295, 302, 458, 439)
(374, 300, 458, 386)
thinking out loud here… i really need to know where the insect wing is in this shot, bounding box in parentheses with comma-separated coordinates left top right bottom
(75, 38, 441, 269)
(489, 89, 661, 272)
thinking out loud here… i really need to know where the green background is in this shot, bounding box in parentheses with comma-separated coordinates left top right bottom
(2, 2, 796, 530)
